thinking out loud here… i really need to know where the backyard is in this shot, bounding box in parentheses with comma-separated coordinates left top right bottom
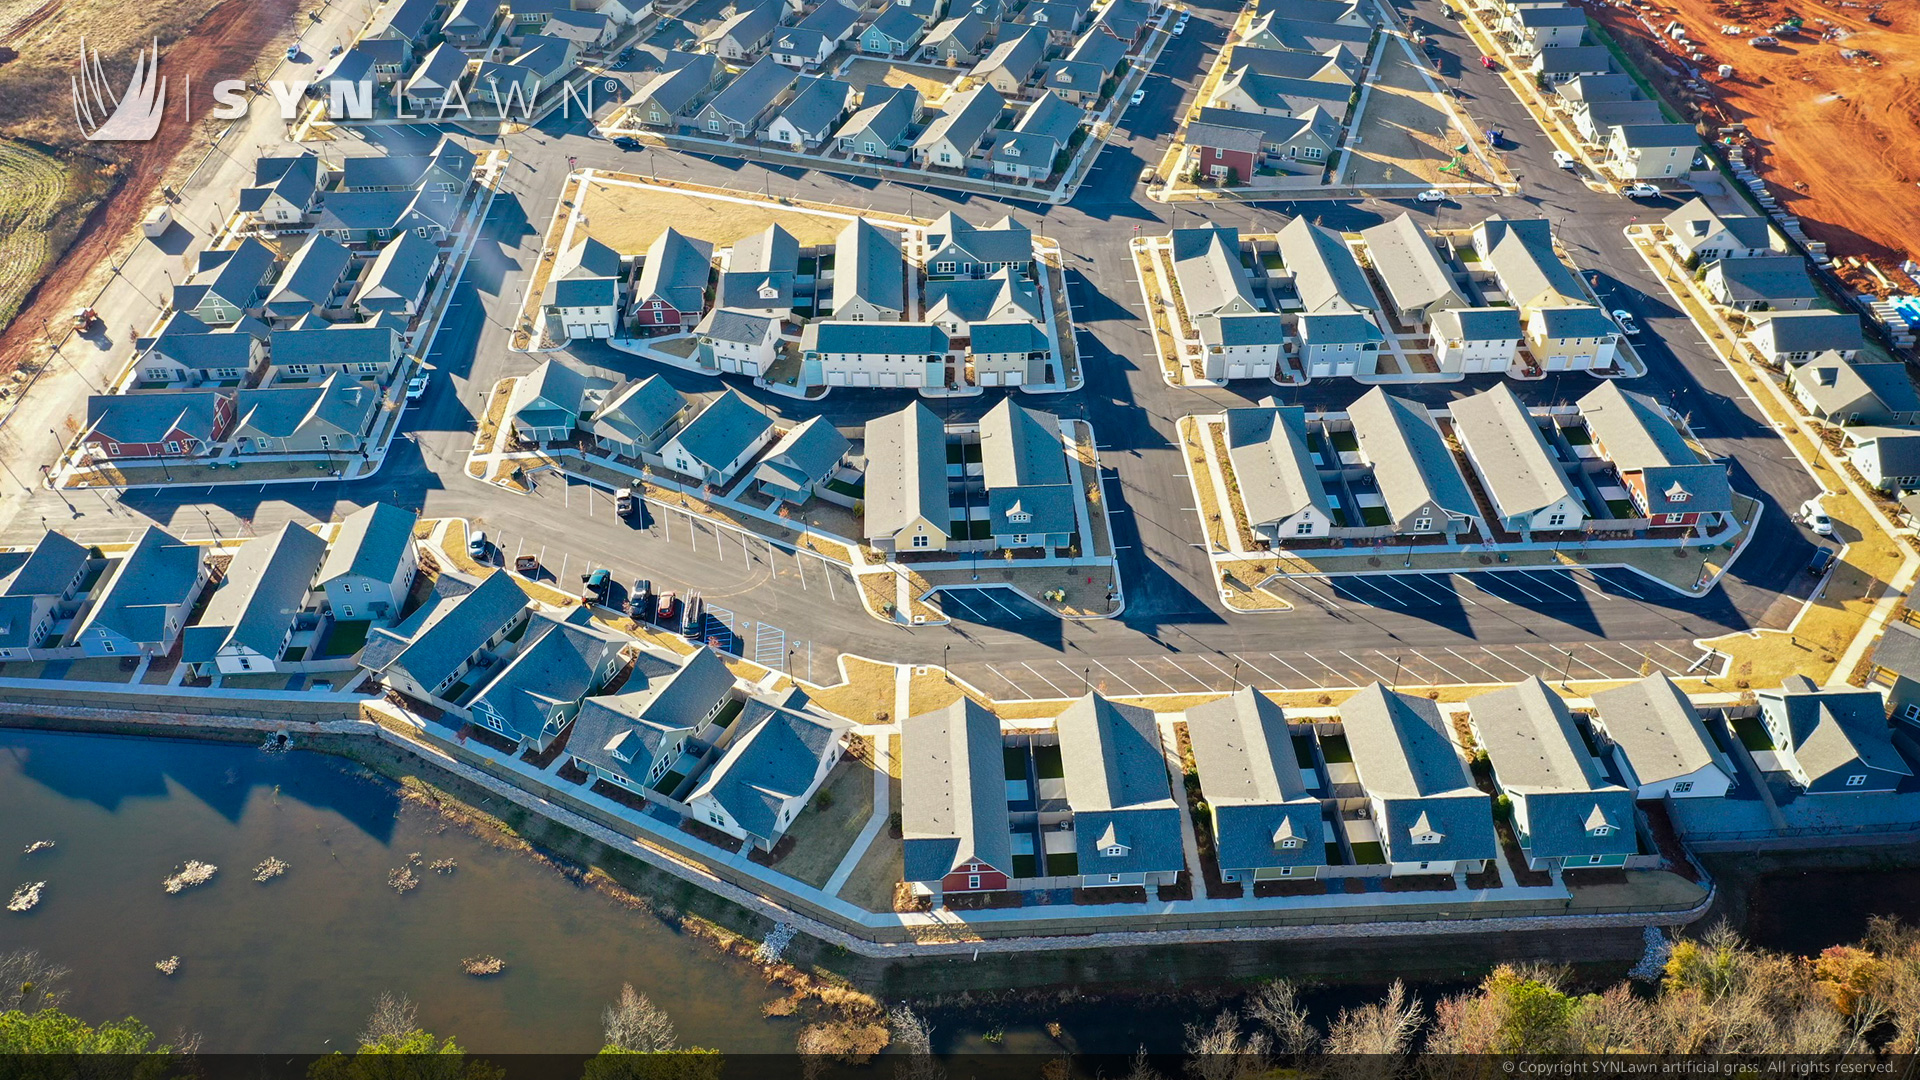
(577, 176, 864, 255)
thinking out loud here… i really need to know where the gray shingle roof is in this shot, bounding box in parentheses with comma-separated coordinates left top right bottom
(925, 212, 1033, 268)
(1532, 303, 1617, 340)
(369, 0, 439, 40)
(1846, 427, 1920, 480)
(319, 502, 418, 588)
(1224, 405, 1331, 530)
(1611, 121, 1697, 150)
(969, 321, 1049, 355)
(631, 53, 717, 116)
(750, 416, 850, 495)
(82, 526, 203, 647)
(925, 270, 1042, 328)
(637, 227, 715, 313)
(85, 391, 230, 446)
(868, 2, 930, 45)
(1792, 354, 1920, 418)
(1662, 197, 1773, 252)
(902, 697, 1014, 882)
(1576, 380, 1699, 471)
(1, 532, 88, 599)
(1532, 44, 1612, 74)
(1448, 383, 1579, 522)
(269, 235, 354, 314)
(912, 85, 1005, 158)
(705, 0, 782, 49)
(1170, 226, 1259, 319)
(1590, 673, 1728, 788)
(407, 42, 471, 97)
(777, 75, 854, 137)
(1348, 387, 1478, 524)
(1639, 462, 1734, 516)
(591, 375, 687, 448)
(980, 399, 1075, 538)
(1338, 683, 1497, 865)
(1184, 122, 1264, 153)
(1185, 688, 1324, 872)
(707, 55, 798, 127)
(1751, 310, 1862, 355)
(832, 218, 905, 315)
(1359, 213, 1466, 317)
(1516, 5, 1590, 26)
(1872, 621, 1920, 681)
(690, 699, 849, 842)
(695, 308, 776, 345)
(240, 153, 321, 215)
(1193, 105, 1339, 152)
(1055, 693, 1184, 875)
(1431, 307, 1522, 343)
(1214, 69, 1350, 113)
(798, 0, 861, 36)
(1708, 256, 1818, 303)
(268, 324, 400, 371)
(507, 357, 614, 434)
(570, 647, 736, 785)
(801, 320, 949, 356)
(1476, 215, 1583, 310)
(972, 23, 1047, 81)
(468, 613, 628, 745)
(1296, 310, 1383, 346)
(1559, 72, 1639, 101)
(371, 571, 527, 691)
(1761, 676, 1913, 785)
(145, 324, 257, 371)
(1224, 43, 1356, 81)
(233, 374, 380, 442)
(1278, 216, 1375, 313)
(864, 402, 949, 538)
(924, 11, 990, 51)
(188, 521, 326, 664)
(836, 84, 919, 148)
(359, 231, 440, 309)
(671, 390, 774, 474)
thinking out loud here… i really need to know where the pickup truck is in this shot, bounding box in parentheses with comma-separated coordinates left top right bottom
(581, 568, 611, 603)
(615, 487, 637, 517)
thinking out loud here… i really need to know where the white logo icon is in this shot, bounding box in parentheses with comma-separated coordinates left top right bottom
(72, 37, 167, 142)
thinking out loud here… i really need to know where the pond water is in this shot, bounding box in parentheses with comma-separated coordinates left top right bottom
(0, 728, 797, 1053)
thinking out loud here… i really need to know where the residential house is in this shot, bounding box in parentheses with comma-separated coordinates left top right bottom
(1474, 215, 1617, 371)
(967, 321, 1052, 386)
(800, 321, 950, 388)
(567, 646, 739, 795)
(1450, 383, 1585, 537)
(924, 269, 1042, 339)
(440, 0, 497, 45)
(922, 212, 1033, 277)
(587, 375, 691, 458)
(659, 390, 776, 485)
(1590, 673, 1733, 799)
(1605, 122, 1696, 180)
(1577, 380, 1734, 528)
(313, 187, 459, 246)
(1185, 122, 1262, 184)
(990, 92, 1081, 181)
(81, 391, 235, 461)
(1788, 353, 1920, 426)
(860, 2, 931, 56)
(1208, 68, 1350, 118)
(135, 315, 267, 386)
(1249, 0, 1369, 27)
(338, 138, 475, 193)
(694, 300, 780, 378)
(1064, 28, 1124, 72)
(173, 239, 277, 326)
(71, 526, 209, 658)
(1014, 0, 1082, 46)
(1467, 679, 1638, 870)
(473, 35, 578, 111)
(181, 522, 327, 677)
(1339, 683, 1497, 876)
(1347, 387, 1481, 538)
(912, 85, 1005, 169)
(864, 401, 952, 554)
(355, 231, 441, 319)
(267, 325, 405, 385)
(1527, 305, 1621, 372)
(0, 532, 93, 662)
(920, 11, 990, 63)
(1042, 59, 1106, 106)
(265, 236, 355, 322)
(403, 43, 473, 114)
(505, 358, 615, 443)
(1746, 310, 1862, 367)
(1704, 256, 1820, 312)
(624, 52, 720, 127)
(1054, 693, 1184, 889)
(1430, 307, 1522, 375)
(1186, 688, 1327, 883)
(465, 611, 629, 751)
(1359, 213, 1467, 326)
(1870, 622, 1920, 726)
(685, 700, 850, 851)
(1223, 43, 1357, 83)
(1296, 311, 1384, 378)
(239, 154, 324, 228)
(1169, 226, 1284, 381)
(1758, 676, 1913, 793)
(1662, 197, 1777, 264)
(769, 25, 833, 69)
(834, 84, 920, 161)
(231, 375, 383, 455)
(364, 0, 439, 63)
(1503, 2, 1587, 50)
(830, 218, 906, 321)
(316, 502, 419, 622)
(692, 56, 798, 138)
(970, 25, 1048, 96)
(766, 75, 854, 148)
(1570, 98, 1665, 145)
(1240, 11, 1372, 52)
(750, 416, 852, 505)
(701, 0, 782, 59)
(715, 225, 799, 316)
(1842, 427, 1920, 493)
(543, 235, 625, 339)
(542, 8, 615, 51)
(1277, 216, 1375, 314)
(1528, 43, 1611, 82)
(979, 399, 1076, 550)
(359, 571, 532, 708)
(1192, 106, 1338, 173)
(903, 697, 1015, 897)
(632, 227, 715, 331)
(1224, 404, 1333, 543)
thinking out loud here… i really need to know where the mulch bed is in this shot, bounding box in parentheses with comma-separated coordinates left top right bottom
(590, 778, 651, 813)
(747, 834, 797, 867)
(1157, 873, 1193, 902)
(944, 890, 1025, 910)
(520, 722, 575, 769)
(461, 724, 520, 757)
(1561, 867, 1629, 887)
(678, 817, 745, 853)
(555, 759, 591, 785)
(1254, 879, 1326, 897)
(1637, 798, 1701, 882)
(1382, 874, 1458, 893)
(1463, 862, 1503, 890)
(1073, 885, 1148, 905)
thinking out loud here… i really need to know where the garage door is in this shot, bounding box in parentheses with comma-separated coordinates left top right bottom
(1227, 363, 1250, 379)
(566, 324, 587, 338)
(591, 324, 611, 339)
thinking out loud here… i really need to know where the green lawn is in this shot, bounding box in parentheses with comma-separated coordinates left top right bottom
(1360, 506, 1393, 527)
(712, 698, 744, 729)
(1035, 744, 1065, 780)
(1350, 841, 1386, 865)
(1045, 851, 1079, 876)
(1606, 499, 1637, 519)
(1012, 853, 1038, 878)
(652, 769, 686, 794)
(825, 477, 865, 498)
(1319, 733, 1353, 764)
(1003, 746, 1027, 780)
(1331, 431, 1360, 452)
(318, 619, 372, 658)
(1732, 716, 1776, 752)
(1324, 842, 1345, 866)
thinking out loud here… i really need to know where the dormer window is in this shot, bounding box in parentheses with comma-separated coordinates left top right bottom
(1103, 845, 1125, 857)
(1408, 810, 1443, 845)
(1665, 481, 1691, 503)
(1008, 510, 1031, 524)
(1584, 804, 1614, 836)
(1097, 822, 1128, 858)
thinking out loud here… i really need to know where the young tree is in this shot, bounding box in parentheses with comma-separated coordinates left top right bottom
(1182, 1010, 1269, 1080)
(888, 1005, 941, 1080)
(1242, 979, 1318, 1057)
(602, 985, 677, 1054)
(1324, 980, 1423, 1062)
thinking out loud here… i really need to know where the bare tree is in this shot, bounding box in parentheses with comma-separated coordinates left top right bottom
(360, 992, 420, 1047)
(1121, 1048, 1164, 1080)
(1243, 979, 1318, 1056)
(602, 984, 677, 1053)
(1184, 1010, 1271, 1080)
(1325, 980, 1423, 1058)
(0, 950, 68, 1012)
(888, 1005, 941, 1080)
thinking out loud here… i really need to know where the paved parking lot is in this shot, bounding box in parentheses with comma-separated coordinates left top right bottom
(1269, 566, 1668, 613)
(933, 586, 1053, 627)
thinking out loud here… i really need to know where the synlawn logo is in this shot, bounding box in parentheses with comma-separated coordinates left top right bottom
(72, 38, 167, 142)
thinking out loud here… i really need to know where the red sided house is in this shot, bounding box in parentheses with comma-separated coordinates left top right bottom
(1184, 121, 1261, 183)
(902, 696, 1014, 899)
(81, 391, 236, 461)
(630, 226, 714, 334)
(1577, 380, 1734, 530)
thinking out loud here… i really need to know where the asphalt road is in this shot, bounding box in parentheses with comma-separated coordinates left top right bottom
(3, 0, 1833, 698)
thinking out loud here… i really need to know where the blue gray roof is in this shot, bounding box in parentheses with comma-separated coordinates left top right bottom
(1432, 307, 1522, 342)
(979, 399, 1075, 537)
(1338, 684, 1497, 865)
(1534, 305, 1618, 339)
(240, 153, 321, 215)
(407, 42, 471, 99)
(777, 75, 854, 137)
(570, 647, 737, 785)
(368, 571, 528, 691)
(690, 699, 849, 842)
(925, 212, 1032, 268)
(831, 218, 905, 315)
(269, 325, 401, 369)
(319, 502, 418, 587)
(1762, 675, 1914, 786)
(1, 532, 88, 599)
(339, 137, 476, 191)
(750, 416, 849, 495)
(1055, 693, 1184, 876)
(369, 0, 439, 40)
(185, 521, 326, 664)
(973, 24, 1048, 80)
(1225, 405, 1331, 530)
(1468, 678, 1637, 860)
(85, 391, 229, 446)
(969, 321, 1048, 355)
(591, 375, 687, 447)
(468, 613, 628, 744)
(798, 0, 861, 36)
(1709, 256, 1818, 303)
(705, 56, 798, 127)
(268, 235, 354, 315)
(671, 390, 774, 473)
(867, 3, 930, 45)
(636, 227, 714, 313)
(82, 526, 203, 646)
(233, 375, 380, 441)
(146, 322, 257, 372)
(913, 85, 1004, 158)
(358, 231, 440, 310)
(695, 308, 776, 344)
(1752, 309, 1861, 354)
(1185, 688, 1325, 872)
(508, 358, 614, 433)
(631, 53, 718, 116)
(801, 320, 948, 356)
(1278, 216, 1374, 313)
(836, 85, 918, 148)
(1590, 673, 1728, 788)
(705, 0, 782, 49)
(187, 238, 276, 310)
(902, 697, 1014, 882)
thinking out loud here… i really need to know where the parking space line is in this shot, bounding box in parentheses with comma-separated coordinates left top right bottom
(1020, 662, 1074, 698)
(1264, 653, 1318, 684)
(1474, 647, 1537, 680)
(1337, 650, 1394, 684)
(983, 665, 1034, 700)
(1653, 641, 1703, 667)
(1150, 660, 1215, 693)
(1528, 569, 1593, 602)
(1302, 653, 1355, 685)
(793, 551, 808, 590)
(1469, 574, 1540, 604)
(1337, 575, 1415, 607)
(1384, 650, 1449, 687)
(1396, 573, 1472, 607)
(1441, 647, 1502, 683)
(1563, 646, 1615, 678)
(1591, 569, 1648, 600)
(1233, 653, 1289, 691)
(1090, 659, 1145, 696)
(976, 589, 1024, 618)
(1187, 652, 1243, 688)
(1126, 658, 1181, 694)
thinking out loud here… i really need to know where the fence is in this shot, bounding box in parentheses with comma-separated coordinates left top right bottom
(0, 682, 358, 723)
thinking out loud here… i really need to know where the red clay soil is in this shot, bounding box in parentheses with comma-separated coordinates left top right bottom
(1585, 0, 1920, 289)
(0, 0, 303, 371)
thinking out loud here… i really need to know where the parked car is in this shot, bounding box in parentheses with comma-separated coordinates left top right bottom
(1799, 498, 1834, 536)
(514, 554, 540, 576)
(1140, 165, 1157, 184)
(1129, 88, 1146, 106)
(655, 591, 679, 624)
(581, 568, 611, 602)
(631, 579, 652, 614)
(1480, 55, 1498, 69)
(1551, 149, 1576, 169)
(1415, 188, 1446, 202)
(467, 529, 487, 557)
(1172, 18, 1185, 33)
(1611, 309, 1641, 336)
(405, 372, 428, 400)
(615, 487, 637, 517)
(1622, 183, 1661, 198)
(612, 136, 641, 150)
(1807, 546, 1837, 577)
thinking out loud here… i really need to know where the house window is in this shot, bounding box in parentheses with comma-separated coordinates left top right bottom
(1847, 774, 1867, 787)
(102, 639, 115, 653)
(968, 874, 980, 889)
(1664, 513, 1686, 524)
(1588, 854, 1605, 865)
(166, 440, 182, 454)
(1213, 147, 1224, 159)
(1296, 520, 1314, 534)
(1010, 534, 1029, 545)
(238, 657, 252, 670)
(1904, 703, 1920, 722)
(911, 534, 929, 548)
(1590, 824, 1612, 837)
(1672, 780, 1693, 793)
(864, 140, 878, 154)
(1280, 838, 1302, 850)
(107, 443, 120, 455)
(1107, 874, 1122, 883)
(1412, 516, 1433, 531)
(936, 261, 957, 274)
(709, 811, 726, 825)
(707, 118, 722, 132)
(1547, 512, 1566, 527)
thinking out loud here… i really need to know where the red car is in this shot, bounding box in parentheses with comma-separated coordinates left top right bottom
(1480, 55, 1497, 69)
(655, 592, 679, 623)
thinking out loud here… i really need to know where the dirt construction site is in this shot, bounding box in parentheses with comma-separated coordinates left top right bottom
(1587, 0, 1920, 293)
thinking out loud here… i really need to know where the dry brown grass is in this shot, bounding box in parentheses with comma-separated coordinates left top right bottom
(838, 58, 960, 104)
(577, 177, 865, 255)
(804, 656, 899, 724)
(1177, 416, 1231, 551)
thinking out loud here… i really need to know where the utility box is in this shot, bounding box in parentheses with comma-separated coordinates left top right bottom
(142, 206, 171, 238)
